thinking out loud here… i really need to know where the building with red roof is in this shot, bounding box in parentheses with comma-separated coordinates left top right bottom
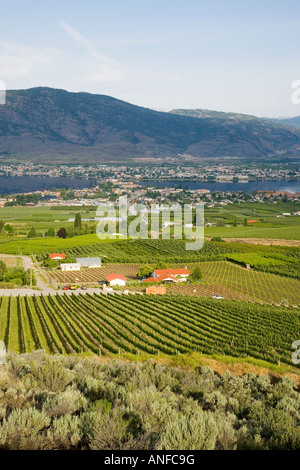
(49, 253, 65, 260)
(143, 267, 190, 284)
(106, 273, 127, 286)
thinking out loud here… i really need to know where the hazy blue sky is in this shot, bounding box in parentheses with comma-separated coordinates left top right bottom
(1, 0, 300, 116)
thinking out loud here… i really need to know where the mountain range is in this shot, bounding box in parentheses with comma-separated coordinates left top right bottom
(0, 87, 300, 163)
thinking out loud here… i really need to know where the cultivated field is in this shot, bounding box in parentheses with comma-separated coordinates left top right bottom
(45, 261, 300, 305)
(45, 264, 140, 284)
(0, 256, 19, 268)
(0, 293, 299, 366)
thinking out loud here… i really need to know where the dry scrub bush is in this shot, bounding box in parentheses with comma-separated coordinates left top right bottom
(0, 408, 50, 450)
(158, 409, 218, 450)
(46, 414, 82, 449)
(0, 353, 299, 450)
(42, 386, 88, 417)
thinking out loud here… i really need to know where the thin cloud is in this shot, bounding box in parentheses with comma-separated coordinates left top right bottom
(58, 19, 124, 82)
(0, 41, 59, 79)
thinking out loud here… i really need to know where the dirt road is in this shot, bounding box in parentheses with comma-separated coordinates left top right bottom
(206, 237, 300, 247)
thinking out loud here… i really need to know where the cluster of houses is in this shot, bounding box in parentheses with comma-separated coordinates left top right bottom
(49, 253, 190, 293)
(49, 254, 102, 271)
(49, 253, 127, 287)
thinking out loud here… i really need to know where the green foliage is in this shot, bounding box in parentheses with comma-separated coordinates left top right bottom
(27, 227, 37, 238)
(0, 260, 7, 276)
(74, 213, 82, 230)
(4, 193, 40, 207)
(0, 267, 35, 287)
(189, 265, 202, 281)
(226, 251, 300, 279)
(4, 224, 13, 235)
(154, 261, 168, 270)
(137, 265, 153, 279)
(57, 227, 67, 239)
(46, 228, 55, 237)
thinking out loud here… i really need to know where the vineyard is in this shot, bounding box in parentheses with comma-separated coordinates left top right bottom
(0, 293, 299, 366)
(177, 261, 300, 305)
(49, 238, 235, 264)
(46, 264, 140, 284)
(45, 261, 300, 305)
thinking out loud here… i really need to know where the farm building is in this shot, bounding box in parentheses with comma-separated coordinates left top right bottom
(75, 257, 101, 268)
(61, 263, 81, 272)
(106, 273, 126, 287)
(143, 267, 190, 284)
(49, 253, 65, 260)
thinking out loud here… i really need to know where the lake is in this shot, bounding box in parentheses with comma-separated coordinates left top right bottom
(0, 176, 91, 195)
(0, 175, 299, 196)
(139, 180, 300, 194)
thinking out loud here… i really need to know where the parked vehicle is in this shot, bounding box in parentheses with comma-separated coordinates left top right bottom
(62, 286, 70, 290)
(70, 285, 78, 290)
(212, 295, 224, 299)
(81, 285, 87, 290)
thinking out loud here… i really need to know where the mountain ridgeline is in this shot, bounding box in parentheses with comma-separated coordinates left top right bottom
(0, 87, 300, 162)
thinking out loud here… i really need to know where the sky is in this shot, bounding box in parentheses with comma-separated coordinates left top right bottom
(1, 0, 300, 117)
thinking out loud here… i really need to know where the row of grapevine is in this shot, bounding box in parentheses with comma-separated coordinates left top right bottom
(0, 293, 299, 365)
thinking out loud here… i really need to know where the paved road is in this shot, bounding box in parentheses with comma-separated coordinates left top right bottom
(0, 287, 123, 297)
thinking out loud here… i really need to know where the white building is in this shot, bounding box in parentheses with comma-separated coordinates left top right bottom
(106, 273, 126, 287)
(61, 263, 81, 272)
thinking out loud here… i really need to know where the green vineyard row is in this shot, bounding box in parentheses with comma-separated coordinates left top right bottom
(0, 293, 299, 366)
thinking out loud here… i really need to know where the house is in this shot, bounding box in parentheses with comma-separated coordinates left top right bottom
(49, 253, 65, 260)
(153, 268, 190, 279)
(75, 257, 101, 268)
(143, 274, 178, 284)
(143, 267, 190, 284)
(106, 273, 126, 287)
(60, 263, 81, 272)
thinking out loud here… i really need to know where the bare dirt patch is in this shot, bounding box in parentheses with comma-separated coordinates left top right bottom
(218, 237, 300, 247)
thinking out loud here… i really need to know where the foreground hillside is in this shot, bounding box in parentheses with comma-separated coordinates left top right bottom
(1, 87, 300, 161)
(0, 352, 299, 450)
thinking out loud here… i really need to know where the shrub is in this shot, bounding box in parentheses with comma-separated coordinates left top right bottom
(0, 408, 50, 450)
(158, 409, 218, 450)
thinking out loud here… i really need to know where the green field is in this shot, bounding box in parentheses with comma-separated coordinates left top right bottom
(0, 202, 299, 240)
(205, 225, 300, 239)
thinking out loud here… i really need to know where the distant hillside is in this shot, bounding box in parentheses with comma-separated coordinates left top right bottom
(169, 108, 260, 121)
(0, 87, 300, 162)
(274, 116, 300, 129)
